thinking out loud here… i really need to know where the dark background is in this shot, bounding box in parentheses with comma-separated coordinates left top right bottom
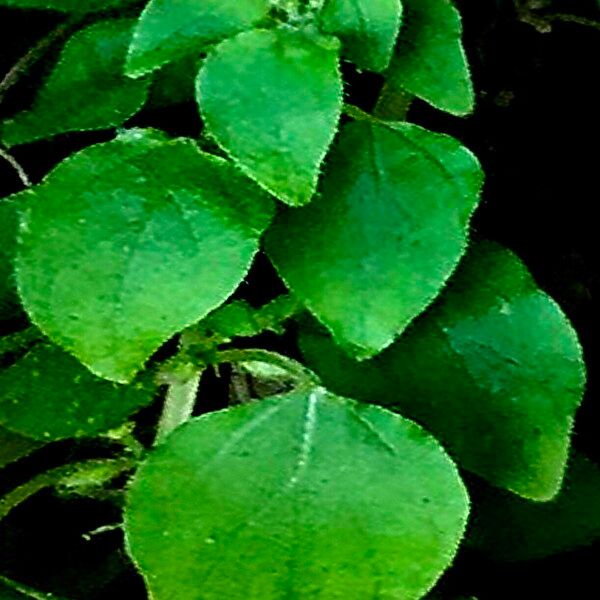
(1, 1, 599, 598)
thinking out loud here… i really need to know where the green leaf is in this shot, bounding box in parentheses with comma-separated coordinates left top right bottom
(0, 202, 20, 320)
(146, 55, 200, 110)
(0, 0, 132, 12)
(0, 20, 150, 148)
(125, 389, 468, 599)
(197, 28, 343, 206)
(386, 0, 474, 115)
(15, 130, 274, 382)
(319, 0, 403, 72)
(0, 427, 39, 469)
(467, 453, 600, 561)
(126, 0, 270, 77)
(266, 119, 482, 358)
(0, 342, 155, 441)
(299, 242, 586, 500)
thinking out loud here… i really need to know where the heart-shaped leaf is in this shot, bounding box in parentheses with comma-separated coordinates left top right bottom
(319, 0, 403, 72)
(197, 28, 343, 206)
(125, 389, 469, 599)
(266, 119, 483, 358)
(126, 0, 270, 77)
(0, 20, 150, 148)
(386, 0, 474, 115)
(15, 129, 274, 382)
(299, 242, 586, 500)
(0, 342, 155, 440)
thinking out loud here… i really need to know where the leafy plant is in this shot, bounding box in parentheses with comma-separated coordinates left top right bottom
(0, 0, 593, 598)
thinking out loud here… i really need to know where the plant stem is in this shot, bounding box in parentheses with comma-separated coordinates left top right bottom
(0, 146, 31, 187)
(155, 370, 202, 445)
(374, 83, 414, 121)
(0, 458, 134, 522)
(215, 349, 320, 388)
(0, 18, 78, 106)
(0, 574, 68, 600)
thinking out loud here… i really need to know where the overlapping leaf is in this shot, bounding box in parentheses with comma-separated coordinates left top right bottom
(0, 201, 19, 319)
(267, 119, 482, 358)
(198, 28, 343, 206)
(0, 342, 155, 440)
(299, 242, 586, 500)
(126, 0, 270, 77)
(319, 0, 403, 72)
(386, 0, 474, 115)
(0, 20, 150, 147)
(125, 389, 468, 599)
(15, 129, 274, 382)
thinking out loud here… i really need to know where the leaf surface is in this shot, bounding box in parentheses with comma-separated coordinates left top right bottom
(15, 130, 274, 382)
(0, 202, 20, 319)
(0, 20, 150, 148)
(386, 0, 474, 115)
(267, 119, 482, 358)
(198, 28, 343, 206)
(299, 242, 586, 499)
(125, 389, 468, 599)
(0, 427, 39, 469)
(126, 0, 270, 76)
(0, 342, 155, 440)
(320, 0, 403, 72)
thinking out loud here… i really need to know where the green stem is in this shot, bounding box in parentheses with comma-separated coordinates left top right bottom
(155, 370, 202, 445)
(0, 458, 134, 522)
(0, 574, 68, 600)
(373, 83, 414, 121)
(215, 349, 320, 388)
(0, 146, 31, 187)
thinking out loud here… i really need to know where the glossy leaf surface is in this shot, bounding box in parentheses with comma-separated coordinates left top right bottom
(267, 119, 482, 358)
(299, 242, 586, 499)
(125, 389, 469, 599)
(0, 20, 150, 148)
(198, 28, 343, 206)
(15, 130, 274, 382)
(386, 0, 474, 115)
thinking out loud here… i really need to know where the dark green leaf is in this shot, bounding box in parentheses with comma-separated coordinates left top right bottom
(386, 0, 474, 115)
(267, 119, 482, 358)
(146, 55, 201, 110)
(0, 0, 132, 11)
(0, 427, 39, 469)
(467, 453, 600, 560)
(125, 389, 468, 599)
(0, 342, 155, 441)
(319, 0, 403, 72)
(299, 242, 586, 500)
(126, 0, 270, 77)
(197, 28, 343, 206)
(0, 20, 150, 148)
(15, 129, 274, 382)
(0, 202, 20, 319)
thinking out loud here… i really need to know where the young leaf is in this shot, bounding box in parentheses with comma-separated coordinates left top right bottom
(15, 130, 274, 383)
(197, 28, 343, 206)
(319, 0, 403, 72)
(299, 242, 586, 500)
(126, 0, 270, 77)
(0, 0, 132, 11)
(468, 453, 600, 561)
(266, 119, 483, 359)
(386, 0, 474, 115)
(125, 389, 469, 600)
(0, 20, 150, 148)
(0, 201, 20, 319)
(0, 342, 155, 441)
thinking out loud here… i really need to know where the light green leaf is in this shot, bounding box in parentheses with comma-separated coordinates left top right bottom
(0, 342, 155, 441)
(319, 0, 403, 72)
(197, 28, 343, 206)
(299, 242, 586, 500)
(386, 0, 474, 115)
(468, 452, 600, 560)
(0, 427, 39, 469)
(126, 0, 270, 77)
(0, 0, 132, 11)
(0, 20, 150, 148)
(0, 202, 20, 319)
(125, 389, 468, 599)
(15, 130, 274, 382)
(266, 119, 482, 358)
